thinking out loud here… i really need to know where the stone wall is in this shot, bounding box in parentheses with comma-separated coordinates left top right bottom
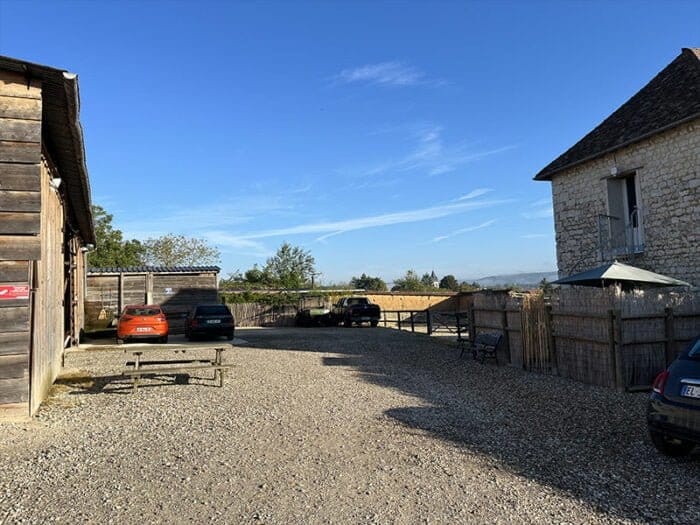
(550, 119, 700, 285)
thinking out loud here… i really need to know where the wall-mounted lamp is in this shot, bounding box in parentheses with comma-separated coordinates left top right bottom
(49, 177, 62, 190)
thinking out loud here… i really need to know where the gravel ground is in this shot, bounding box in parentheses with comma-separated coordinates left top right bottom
(1, 327, 698, 524)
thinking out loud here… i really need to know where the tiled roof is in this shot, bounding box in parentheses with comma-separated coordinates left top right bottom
(88, 266, 220, 274)
(535, 48, 700, 181)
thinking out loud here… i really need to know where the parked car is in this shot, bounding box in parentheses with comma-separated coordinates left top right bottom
(296, 306, 332, 327)
(116, 304, 169, 344)
(185, 304, 235, 341)
(330, 296, 381, 327)
(647, 335, 700, 456)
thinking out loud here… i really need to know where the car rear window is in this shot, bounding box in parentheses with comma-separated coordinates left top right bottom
(196, 305, 231, 316)
(347, 298, 369, 306)
(687, 338, 700, 358)
(125, 307, 161, 316)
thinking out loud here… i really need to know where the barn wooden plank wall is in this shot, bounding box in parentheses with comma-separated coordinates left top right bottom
(0, 70, 42, 417)
(30, 157, 65, 414)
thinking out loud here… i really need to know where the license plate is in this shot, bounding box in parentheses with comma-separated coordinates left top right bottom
(136, 327, 151, 332)
(681, 384, 700, 399)
(207, 319, 221, 324)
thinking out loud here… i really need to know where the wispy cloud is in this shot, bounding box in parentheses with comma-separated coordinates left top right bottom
(432, 219, 497, 243)
(522, 196, 554, 219)
(346, 125, 516, 180)
(520, 233, 550, 239)
(457, 188, 493, 201)
(334, 61, 440, 87)
(212, 198, 509, 249)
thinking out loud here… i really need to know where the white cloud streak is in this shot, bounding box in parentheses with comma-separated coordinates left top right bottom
(457, 188, 493, 201)
(335, 61, 432, 87)
(210, 198, 510, 249)
(432, 219, 497, 243)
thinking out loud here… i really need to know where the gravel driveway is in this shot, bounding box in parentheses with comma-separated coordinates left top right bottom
(1, 327, 698, 524)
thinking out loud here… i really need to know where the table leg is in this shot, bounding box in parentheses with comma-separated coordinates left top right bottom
(133, 352, 142, 393)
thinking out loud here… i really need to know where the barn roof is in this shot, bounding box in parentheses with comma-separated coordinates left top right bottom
(0, 55, 96, 244)
(88, 266, 221, 274)
(534, 48, 700, 181)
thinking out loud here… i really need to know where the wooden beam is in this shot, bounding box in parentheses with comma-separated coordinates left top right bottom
(0, 332, 30, 355)
(0, 354, 28, 379)
(0, 118, 41, 143)
(0, 377, 29, 404)
(0, 235, 40, 259)
(0, 95, 42, 120)
(0, 306, 29, 332)
(0, 190, 40, 212)
(0, 261, 29, 282)
(0, 71, 41, 99)
(0, 163, 40, 190)
(0, 212, 40, 234)
(0, 141, 41, 163)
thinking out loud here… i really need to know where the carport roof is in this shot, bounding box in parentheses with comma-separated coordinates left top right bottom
(88, 266, 221, 274)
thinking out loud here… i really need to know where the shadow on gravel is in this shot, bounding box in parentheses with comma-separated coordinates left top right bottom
(238, 327, 700, 524)
(55, 374, 220, 395)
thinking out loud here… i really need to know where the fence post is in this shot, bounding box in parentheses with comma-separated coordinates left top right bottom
(410, 311, 415, 333)
(664, 307, 675, 366)
(426, 309, 432, 335)
(608, 309, 625, 391)
(455, 312, 461, 340)
(383, 311, 387, 328)
(469, 307, 476, 343)
(501, 305, 511, 364)
(545, 304, 558, 375)
(397, 311, 402, 331)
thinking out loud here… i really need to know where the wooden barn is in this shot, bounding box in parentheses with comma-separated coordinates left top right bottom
(0, 56, 95, 418)
(85, 266, 220, 334)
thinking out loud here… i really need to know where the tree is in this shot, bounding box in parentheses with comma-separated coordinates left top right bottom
(539, 277, 554, 294)
(439, 274, 459, 291)
(392, 270, 427, 291)
(420, 273, 435, 288)
(88, 205, 145, 268)
(459, 281, 481, 292)
(142, 234, 220, 266)
(350, 273, 388, 291)
(263, 242, 316, 289)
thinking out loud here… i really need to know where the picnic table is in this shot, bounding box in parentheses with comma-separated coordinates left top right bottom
(121, 344, 233, 392)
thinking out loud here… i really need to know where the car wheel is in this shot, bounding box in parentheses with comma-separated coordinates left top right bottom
(227, 331, 234, 341)
(649, 429, 695, 456)
(343, 318, 352, 328)
(370, 320, 378, 327)
(160, 335, 168, 344)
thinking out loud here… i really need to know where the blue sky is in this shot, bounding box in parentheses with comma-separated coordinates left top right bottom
(1, 1, 698, 283)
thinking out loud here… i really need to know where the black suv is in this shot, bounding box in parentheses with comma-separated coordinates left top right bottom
(185, 304, 235, 341)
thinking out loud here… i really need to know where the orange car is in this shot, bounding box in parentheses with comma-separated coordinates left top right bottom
(116, 304, 169, 344)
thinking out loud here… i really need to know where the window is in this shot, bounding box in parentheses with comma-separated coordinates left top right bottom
(604, 172, 644, 255)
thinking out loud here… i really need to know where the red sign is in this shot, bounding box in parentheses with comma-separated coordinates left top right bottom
(0, 285, 30, 300)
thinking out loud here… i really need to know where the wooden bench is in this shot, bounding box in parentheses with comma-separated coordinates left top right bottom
(459, 332, 503, 363)
(122, 346, 233, 392)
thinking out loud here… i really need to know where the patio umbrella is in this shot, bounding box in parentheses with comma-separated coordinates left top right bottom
(553, 261, 691, 288)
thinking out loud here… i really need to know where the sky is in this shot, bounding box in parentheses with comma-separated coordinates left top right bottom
(1, 1, 698, 283)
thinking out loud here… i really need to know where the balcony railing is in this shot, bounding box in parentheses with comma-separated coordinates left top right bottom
(598, 210, 644, 261)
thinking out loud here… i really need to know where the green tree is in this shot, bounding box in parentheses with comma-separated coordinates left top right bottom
(459, 281, 482, 292)
(142, 234, 220, 266)
(539, 277, 554, 294)
(88, 205, 145, 268)
(392, 270, 427, 291)
(420, 273, 435, 288)
(439, 274, 459, 291)
(350, 273, 388, 291)
(244, 264, 271, 286)
(263, 242, 316, 289)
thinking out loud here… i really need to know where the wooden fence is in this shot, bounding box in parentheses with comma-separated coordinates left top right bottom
(380, 310, 470, 337)
(466, 288, 700, 390)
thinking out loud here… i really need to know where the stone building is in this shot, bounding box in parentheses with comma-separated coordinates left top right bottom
(534, 48, 699, 285)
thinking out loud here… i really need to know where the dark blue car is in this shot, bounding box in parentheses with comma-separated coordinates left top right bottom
(647, 336, 700, 456)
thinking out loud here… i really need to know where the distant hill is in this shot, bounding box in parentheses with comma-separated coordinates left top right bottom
(469, 271, 559, 289)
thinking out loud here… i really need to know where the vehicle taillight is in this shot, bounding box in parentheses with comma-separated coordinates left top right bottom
(652, 370, 670, 395)
(191, 319, 199, 327)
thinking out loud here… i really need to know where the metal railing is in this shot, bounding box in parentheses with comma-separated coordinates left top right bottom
(597, 209, 644, 261)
